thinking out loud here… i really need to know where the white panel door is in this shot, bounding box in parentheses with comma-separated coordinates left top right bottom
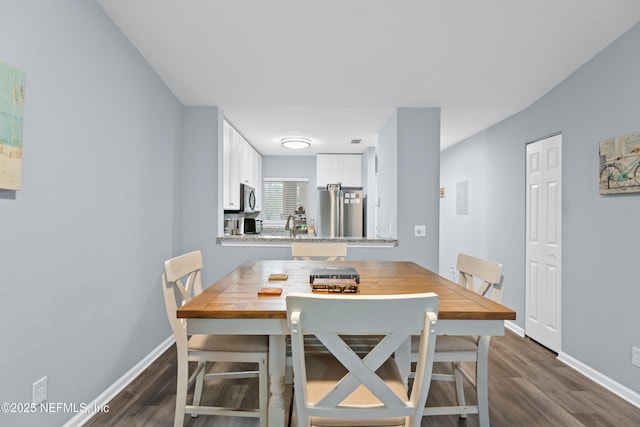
(525, 134, 562, 352)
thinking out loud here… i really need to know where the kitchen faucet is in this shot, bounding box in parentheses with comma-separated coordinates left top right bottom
(285, 215, 297, 237)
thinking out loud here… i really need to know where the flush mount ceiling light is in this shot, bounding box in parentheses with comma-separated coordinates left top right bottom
(281, 137, 311, 150)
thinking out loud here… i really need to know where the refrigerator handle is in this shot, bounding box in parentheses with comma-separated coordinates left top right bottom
(338, 190, 344, 237)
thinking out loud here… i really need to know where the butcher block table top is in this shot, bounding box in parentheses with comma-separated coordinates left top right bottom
(178, 260, 516, 321)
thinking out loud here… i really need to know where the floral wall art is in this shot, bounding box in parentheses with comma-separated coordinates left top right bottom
(0, 61, 25, 190)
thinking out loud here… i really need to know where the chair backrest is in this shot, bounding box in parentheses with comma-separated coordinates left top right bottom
(161, 250, 204, 345)
(291, 242, 347, 261)
(286, 292, 439, 426)
(456, 253, 504, 303)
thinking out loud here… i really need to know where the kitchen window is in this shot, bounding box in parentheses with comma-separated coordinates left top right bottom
(262, 178, 309, 227)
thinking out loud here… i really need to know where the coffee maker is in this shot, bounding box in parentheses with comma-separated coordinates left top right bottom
(224, 216, 244, 235)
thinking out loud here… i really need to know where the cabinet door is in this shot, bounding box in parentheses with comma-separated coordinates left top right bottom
(223, 120, 231, 208)
(317, 154, 340, 187)
(339, 154, 362, 187)
(243, 144, 262, 211)
(317, 154, 362, 188)
(236, 130, 261, 188)
(246, 145, 258, 188)
(253, 149, 262, 211)
(223, 120, 240, 210)
(223, 119, 262, 210)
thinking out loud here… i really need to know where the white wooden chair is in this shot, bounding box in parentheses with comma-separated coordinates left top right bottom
(287, 242, 347, 384)
(162, 250, 269, 427)
(287, 292, 439, 427)
(412, 253, 503, 427)
(291, 242, 347, 261)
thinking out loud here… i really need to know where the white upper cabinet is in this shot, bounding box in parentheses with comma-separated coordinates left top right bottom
(223, 119, 262, 210)
(247, 146, 262, 211)
(223, 120, 240, 210)
(317, 154, 362, 188)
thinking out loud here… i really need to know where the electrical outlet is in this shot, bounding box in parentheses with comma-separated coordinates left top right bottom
(32, 376, 47, 405)
(414, 225, 426, 237)
(632, 346, 640, 368)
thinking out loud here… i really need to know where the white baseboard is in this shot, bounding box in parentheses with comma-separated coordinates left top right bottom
(505, 320, 524, 337)
(504, 322, 638, 409)
(64, 336, 175, 427)
(558, 351, 640, 409)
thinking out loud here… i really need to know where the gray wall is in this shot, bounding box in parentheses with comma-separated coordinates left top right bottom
(0, 1, 183, 426)
(364, 146, 377, 238)
(376, 111, 398, 238)
(440, 22, 640, 393)
(181, 106, 222, 279)
(375, 108, 442, 270)
(397, 108, 441, 271)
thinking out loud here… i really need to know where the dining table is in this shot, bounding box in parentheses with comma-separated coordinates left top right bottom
(177, 260, 516, 426)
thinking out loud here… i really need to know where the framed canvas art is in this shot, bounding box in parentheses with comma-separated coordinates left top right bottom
(0, 61, 25, 190)
(599, 132, 640, 195)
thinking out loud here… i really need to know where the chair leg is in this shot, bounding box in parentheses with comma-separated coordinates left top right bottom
(191, 362, 206, 417)
(453, 363, 467, 419)
(174, 351, 188, 427)
(476, 336, 491, 427)
(259, 355, 269, 427)
(285, 362, 294, 385)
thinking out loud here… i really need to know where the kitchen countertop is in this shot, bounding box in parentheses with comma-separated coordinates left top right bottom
(217, 234, 397, 247)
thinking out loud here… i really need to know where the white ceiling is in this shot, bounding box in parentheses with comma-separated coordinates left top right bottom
(98, 0, 640, 155)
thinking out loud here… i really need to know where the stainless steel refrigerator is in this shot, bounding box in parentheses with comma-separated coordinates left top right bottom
(317, 184, 364, 238)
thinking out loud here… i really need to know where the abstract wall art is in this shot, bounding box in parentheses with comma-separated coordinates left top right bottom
(0, 61, 25, 190)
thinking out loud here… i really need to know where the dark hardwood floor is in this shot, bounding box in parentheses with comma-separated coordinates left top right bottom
(85, 330, 640, 426)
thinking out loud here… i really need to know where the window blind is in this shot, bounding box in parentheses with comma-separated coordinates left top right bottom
(263, 178, 309, 224)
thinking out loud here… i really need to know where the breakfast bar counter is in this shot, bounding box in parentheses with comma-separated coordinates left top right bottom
(218, 234, 398, 247)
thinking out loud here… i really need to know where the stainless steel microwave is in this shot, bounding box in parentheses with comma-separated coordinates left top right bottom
(240, 184, 256, 212)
